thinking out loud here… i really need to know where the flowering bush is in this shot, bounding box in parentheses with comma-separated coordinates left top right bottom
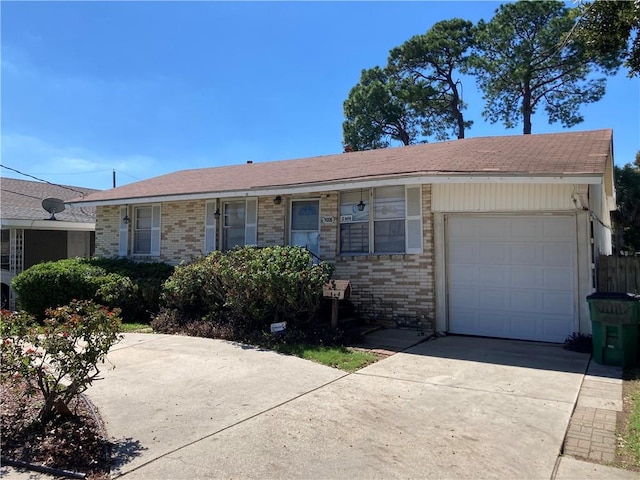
(0, 300, 122, 425)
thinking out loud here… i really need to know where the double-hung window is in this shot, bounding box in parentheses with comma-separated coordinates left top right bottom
(221, 198, 257, 251)
(339, 185, 422, 255)
(120, 204, 160, 256)
(290, 200, 320, 258)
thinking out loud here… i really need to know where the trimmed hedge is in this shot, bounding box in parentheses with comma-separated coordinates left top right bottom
(12, 258, 173, 322)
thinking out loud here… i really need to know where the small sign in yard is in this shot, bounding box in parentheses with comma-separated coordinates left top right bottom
(270, 321, 286, 333)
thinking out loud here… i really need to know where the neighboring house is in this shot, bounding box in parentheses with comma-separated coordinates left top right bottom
(1, 178, 98, 309)
(69, 129, 615, 343)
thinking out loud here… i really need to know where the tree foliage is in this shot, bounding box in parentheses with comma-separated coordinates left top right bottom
(470, 0, 612, 134)
(388, 18, 475, 140)
(574, 0, 640, 77)
(613, 157, 640, 254)
(342, 66, 437, 150)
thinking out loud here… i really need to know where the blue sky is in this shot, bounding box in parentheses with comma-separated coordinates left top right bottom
(2, 1, 639, 191)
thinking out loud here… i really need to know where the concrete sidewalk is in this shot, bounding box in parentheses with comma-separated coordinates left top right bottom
(2, 332, 638, 479)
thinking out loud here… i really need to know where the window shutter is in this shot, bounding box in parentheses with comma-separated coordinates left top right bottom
(150, 205, 161, 256)
(245, 198, 257, 245)
(119, 206, 129, 256)
(204, 201, 217, 254)
(405, 186, 423, 254)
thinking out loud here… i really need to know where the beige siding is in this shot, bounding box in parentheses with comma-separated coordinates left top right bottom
(431, 183, 579, 212)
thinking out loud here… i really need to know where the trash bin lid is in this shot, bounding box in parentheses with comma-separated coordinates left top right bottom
(587, 292, 640, 301)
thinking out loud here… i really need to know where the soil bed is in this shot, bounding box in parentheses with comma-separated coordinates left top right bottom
(1, 381, 111, 479)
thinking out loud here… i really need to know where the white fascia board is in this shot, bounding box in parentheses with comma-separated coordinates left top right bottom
(68, 174, 603, 207)
(0, 219, 95, 231)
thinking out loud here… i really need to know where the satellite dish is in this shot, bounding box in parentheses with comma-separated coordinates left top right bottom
(42, 198, 66, 220)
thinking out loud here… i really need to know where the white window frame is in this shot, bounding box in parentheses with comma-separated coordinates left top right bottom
(204, 200, 218, 254)
(119, 206, 129, 257)
(221, 197, 257, 252)
(132, 204, 161, 256)
(338, 185, 422, 255)
(289, 198, 321, 258)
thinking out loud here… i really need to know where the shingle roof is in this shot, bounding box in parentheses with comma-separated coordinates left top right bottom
(72, 129, 613, 204)
(1, 178, 98, 222)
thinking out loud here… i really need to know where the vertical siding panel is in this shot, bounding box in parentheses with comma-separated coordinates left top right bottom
(432, 184, 577, 212)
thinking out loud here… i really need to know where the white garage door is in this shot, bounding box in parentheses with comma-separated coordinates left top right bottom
(447, 215, 577, 343)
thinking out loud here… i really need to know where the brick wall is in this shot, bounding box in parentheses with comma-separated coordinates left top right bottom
(94, 186, 435, 329)
(333, 185, 434, 328)
(95, 205, 120, 258)
(258, 197, 286, 247)
(161, 200, 206, 264)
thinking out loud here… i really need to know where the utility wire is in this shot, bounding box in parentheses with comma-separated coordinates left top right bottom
(2, 189, 44, 200)
(0, 164, 88, 197)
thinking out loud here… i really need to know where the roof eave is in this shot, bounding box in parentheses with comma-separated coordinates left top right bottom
(67, 173, 605, 208)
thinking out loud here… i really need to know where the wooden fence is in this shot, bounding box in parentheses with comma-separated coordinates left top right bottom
(597, 256, 640, 293)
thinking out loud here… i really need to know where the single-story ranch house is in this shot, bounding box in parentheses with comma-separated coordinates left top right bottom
(69, 129, 615, 343)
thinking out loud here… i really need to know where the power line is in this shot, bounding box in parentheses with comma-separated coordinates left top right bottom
(29, 169, 113, 176)
(2, 189, 43, 200)
(0, 164, 87, 197)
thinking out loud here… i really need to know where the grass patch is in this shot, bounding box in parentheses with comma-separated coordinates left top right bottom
(620, 367, 640, 469)
(119, 323, 153, 333)
(274, 344, 380, 372)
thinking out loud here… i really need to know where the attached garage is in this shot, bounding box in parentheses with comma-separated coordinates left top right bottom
(446, 215, 577, 343)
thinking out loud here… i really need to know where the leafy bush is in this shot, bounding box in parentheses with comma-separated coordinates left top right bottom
(157, 246, 333, 337)
(12, 259, 109, 318)
(0, 301, 122, 425)
(12, 257, 173, 322)
(564, 332, 593, 353)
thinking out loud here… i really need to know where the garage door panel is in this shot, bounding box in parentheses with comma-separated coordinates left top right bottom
(543, 243, 574, 266)
(544, 217, 575, 238)
(510, 220, 542, 240)
(543, 291, 574, 315)
(479, 266, 509, 287)
(449, 287, 479, 307)
(543, 269, 573, 290)
(479, 218, 511, 239)
(449, 265, 479, 285)
(511, 267, 541, 288)
(476, 311, 509, 336)
(509, 290, 539, 312)
(447, 215, 576, 343)
(508, 314, 540, 339)
(479, 244, 510, 264)
(478, 289, 508, 310)
(510, 244, 541, 265)
(449, 243, 479, 264)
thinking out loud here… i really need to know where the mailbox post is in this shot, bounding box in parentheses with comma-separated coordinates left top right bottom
(322, 280, 351, 329)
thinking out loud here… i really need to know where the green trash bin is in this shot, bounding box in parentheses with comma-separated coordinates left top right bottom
(587, 292, 640, 367)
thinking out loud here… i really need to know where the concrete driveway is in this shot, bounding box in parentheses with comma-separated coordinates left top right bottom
(86, 333, 589, 479)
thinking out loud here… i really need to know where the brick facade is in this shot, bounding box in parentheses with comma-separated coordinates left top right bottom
(95, 205, 120, 258)
(95, 185, 435, 328)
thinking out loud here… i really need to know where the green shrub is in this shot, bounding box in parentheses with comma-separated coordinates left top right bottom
(157, 246, 333, 337)
(12, 257, 174, 322)
(12, 259, 108, 317)
(0, 301, 122, 425)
